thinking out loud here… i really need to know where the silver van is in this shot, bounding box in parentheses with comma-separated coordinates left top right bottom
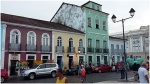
(21, 63, 58, 80)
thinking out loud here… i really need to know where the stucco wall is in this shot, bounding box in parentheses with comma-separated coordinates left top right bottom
(51, 3, 86, 32)
(53, 31, 85, 69)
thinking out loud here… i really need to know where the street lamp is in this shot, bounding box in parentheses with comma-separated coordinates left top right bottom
(76, 50, 81, 57)
(111, 8, 135, 81)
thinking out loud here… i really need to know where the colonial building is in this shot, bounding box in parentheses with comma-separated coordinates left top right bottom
(53, 29, 85, 69)
(111, 25, 149, 62)
(51, 1, 109, 65)
(1, 13, 84, 76)
(109, 36, 127, 64)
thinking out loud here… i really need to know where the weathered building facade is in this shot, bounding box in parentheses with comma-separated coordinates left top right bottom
(51, 1, 109, 65)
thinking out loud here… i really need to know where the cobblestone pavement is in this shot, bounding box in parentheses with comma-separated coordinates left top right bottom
(5, 71, 138, 83)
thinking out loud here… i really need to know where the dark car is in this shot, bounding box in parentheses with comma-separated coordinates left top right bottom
(1, 69, 9, 83)
(67, 65, 93, 75)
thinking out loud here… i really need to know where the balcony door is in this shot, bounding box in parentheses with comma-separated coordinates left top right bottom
(69, 38, 73, 47)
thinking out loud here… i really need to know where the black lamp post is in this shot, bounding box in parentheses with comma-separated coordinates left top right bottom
(111, 8, 135, 81)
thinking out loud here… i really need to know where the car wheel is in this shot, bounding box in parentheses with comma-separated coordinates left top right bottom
(99, 70, 102, 73)
(28, 73, 35, 80)
(1, 76, 5, 83)
(51, 71, 56, 78)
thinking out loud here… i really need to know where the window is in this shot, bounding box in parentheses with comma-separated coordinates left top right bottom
(103, 21, 106, 30)
(42, 56, 49, 63)
(97, 56, 100, 63)
(69, 38, 73, 47)
(79, 39, 83, 47)
(42, 33, 50, 46)
(88, 39, 92, 47)
(27, 31, 36, 45)
(103, 40, 107, 49)
(96, 40, 100, 48)
(46, 64, 51, 68)
(116, 45, 119, 50)
(10, 29, 21, 44)
(111, 44, 114, 52)
(39, 64, 45, 69)
(92, 4, 95, 9)
(28, 56, 35, 60)
(121, 45, 123, 50)
(96, 19, 99, 29)
(57, 37, 62, 46)
(88, 18, 91, 27)
(97, 6, 100, 10)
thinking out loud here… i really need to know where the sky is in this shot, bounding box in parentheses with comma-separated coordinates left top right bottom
(1, 0, 150, 34)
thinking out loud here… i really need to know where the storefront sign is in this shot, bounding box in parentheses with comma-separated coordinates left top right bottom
(10, 54, 19, 60)
(34, 60, 42, 65)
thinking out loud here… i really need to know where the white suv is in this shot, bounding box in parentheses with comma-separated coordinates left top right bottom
(21, 63, 58, 80)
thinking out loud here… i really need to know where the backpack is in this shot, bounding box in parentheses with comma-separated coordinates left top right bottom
(81, 69, 86, 77)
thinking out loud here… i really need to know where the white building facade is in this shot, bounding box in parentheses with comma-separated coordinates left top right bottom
(111, 25, 149, 62)
(109, 36, 128, 64)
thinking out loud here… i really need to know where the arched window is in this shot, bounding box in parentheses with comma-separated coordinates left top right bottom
(42, 33, 50, 46)
(69, 38, 73, 47)
(27, 31, 36, 45)
(57, 37, 62, 46)
(10, 29, 21, 44)
(79, 39, 83, 47)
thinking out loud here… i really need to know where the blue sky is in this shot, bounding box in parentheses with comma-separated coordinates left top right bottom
(1, 0, 149, 34)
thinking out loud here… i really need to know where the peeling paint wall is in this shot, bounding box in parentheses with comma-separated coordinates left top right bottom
(51, 4, 86, 32)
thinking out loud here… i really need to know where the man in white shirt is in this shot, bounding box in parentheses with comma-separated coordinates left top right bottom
(138, 63, 149, 83)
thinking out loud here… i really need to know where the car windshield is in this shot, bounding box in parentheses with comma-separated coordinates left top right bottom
(32, 65, 39, 69)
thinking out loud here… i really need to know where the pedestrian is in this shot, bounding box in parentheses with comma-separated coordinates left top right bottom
(120, 61, 125, 79)
(89, 61, 92, 67)
(56, 68, 68, 83)
(116, 62, 119, 72)
(138, 62, 149, 83)
(78, 64, 81, 77)
(85, 62, 87, 67)
(80, 66, 86, 83)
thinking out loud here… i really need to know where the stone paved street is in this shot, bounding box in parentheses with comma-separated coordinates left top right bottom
(5, 71, 138, 83)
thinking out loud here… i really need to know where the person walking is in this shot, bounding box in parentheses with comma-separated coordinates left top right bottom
(56, 68, 68, 83)
(77, 64, 81, 77)
(120, 61, 125, 79)
(138, 62, 149, 83)
(80, 66, 86, 83)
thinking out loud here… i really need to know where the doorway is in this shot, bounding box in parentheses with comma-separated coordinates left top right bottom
(68, 56, 73, 69)
(97, 56, 100, 66)
(79, 56, 83, 65)
(57, 56, 62, 69)
(104, 56, 107, 64)
(10, 60, 18, 76)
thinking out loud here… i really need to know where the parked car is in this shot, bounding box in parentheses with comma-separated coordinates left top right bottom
(67, 65, 93, 75)
(21, 63, 59, 80)
(93, 64, 112, 73)
(1, 69, 9, 83)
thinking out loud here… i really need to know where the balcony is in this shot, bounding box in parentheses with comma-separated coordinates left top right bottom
(9, 43, 20, 51)
(56, 46, 64, 53)
(67, 47, 75, 53)
(26, 44, 36, 51)
(41, 45, 50, 52)
(87, 47, 94, 53)
(110, 49, 115, 54)
(103, 48, 109, 53)
(95, 48, 102, 53)
(78, 47, 85, 53)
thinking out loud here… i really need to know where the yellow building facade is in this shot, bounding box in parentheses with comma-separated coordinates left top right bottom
(53, 31, 85, 69)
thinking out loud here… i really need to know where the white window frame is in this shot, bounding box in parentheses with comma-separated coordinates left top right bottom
(79, 39, 83, 47)
(96, 40, 100, 48)
(10, 29, 21, 44)
(88, 39, 92, 47)
(41, 33, 50, 46)
(57, 37, 62, 46)
(41, 54, 50, 60)
(27, 31, 36, 45)
(26, 54, 36, 60)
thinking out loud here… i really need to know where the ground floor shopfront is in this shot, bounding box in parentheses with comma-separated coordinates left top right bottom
(54, 53, 85, 69)
(4, 52, 52, 76)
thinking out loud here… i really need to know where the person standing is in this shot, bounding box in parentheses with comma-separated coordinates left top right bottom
(120, 61, 125, 79)
(56, 68, 68, 83)
(138, 63, 149, 83)
(80, 66, 86, 83)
